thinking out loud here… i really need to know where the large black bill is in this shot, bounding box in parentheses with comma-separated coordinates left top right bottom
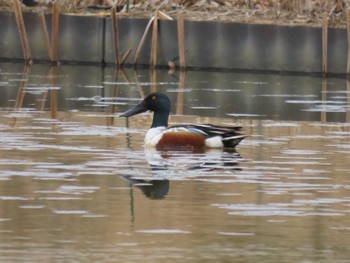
(120, 101, 148, 117)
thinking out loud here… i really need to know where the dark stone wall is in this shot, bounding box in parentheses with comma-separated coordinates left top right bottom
(0, 11, 348, 74)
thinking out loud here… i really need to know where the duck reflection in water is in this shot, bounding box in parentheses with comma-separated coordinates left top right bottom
(123, 148, 243, 200)
(123, 166, 170, 200)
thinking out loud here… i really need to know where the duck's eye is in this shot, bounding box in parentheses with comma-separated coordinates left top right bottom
(151, 95, 157, 101)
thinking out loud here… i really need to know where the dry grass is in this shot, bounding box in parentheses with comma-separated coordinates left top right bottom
(0, 0, 348, 26)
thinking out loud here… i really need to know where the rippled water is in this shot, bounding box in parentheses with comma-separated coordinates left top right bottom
(0, 62, 349, 262)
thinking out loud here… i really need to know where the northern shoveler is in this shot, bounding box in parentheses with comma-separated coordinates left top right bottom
(120, 93, 247, 150)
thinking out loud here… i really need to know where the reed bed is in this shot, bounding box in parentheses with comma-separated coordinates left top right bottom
(0, 1, 346, 26)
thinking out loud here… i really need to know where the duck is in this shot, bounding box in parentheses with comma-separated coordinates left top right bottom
(120, 92, 247, 150)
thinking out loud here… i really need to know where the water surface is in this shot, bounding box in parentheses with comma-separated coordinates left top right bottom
(0, 62, 349, 262)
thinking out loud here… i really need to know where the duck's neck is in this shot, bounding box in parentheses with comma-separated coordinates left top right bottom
(151, 111, 169, 128)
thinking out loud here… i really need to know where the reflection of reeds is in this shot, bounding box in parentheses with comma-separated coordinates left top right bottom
(150, 69, 157, 93)
(12, 65, 32, 127)
(14, 65, 31, 110)
(106, 68, 133, 126)
(49, 66, 58, 119)
(132, 70, 145, 98)
(347, 80, 350, 125)
(176, 71, 186, 115)
(106, 69, 119, 126)
(321, 78, 327, 124)
(37, 67, 58, 115)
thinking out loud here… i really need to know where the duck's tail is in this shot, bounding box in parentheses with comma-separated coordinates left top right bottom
(222, 134, 248, 148)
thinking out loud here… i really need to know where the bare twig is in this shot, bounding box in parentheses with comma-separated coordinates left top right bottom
(133, 16, 154, 65)
(38, 10, 53, 61)
(158, 10, 173, 20)
(120, 48, 132, 65)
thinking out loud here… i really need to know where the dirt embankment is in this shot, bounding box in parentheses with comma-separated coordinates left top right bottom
(0, 0, 348, 27)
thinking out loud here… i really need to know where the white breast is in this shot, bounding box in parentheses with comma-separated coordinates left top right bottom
(144, 127, 167, 147)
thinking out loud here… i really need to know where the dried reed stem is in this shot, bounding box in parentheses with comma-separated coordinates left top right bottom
(322, 12, 328, 74)
(177, 12, 186, 70)
(111, 3, 120, 66)
(347, 9, 350, 76)
(133, 16, 154, 65)
(150, 11, 159, 68)
(13, 0, 32, 63)
(51, 2, 59, 63)
(38, 10, 52, 61)
(158, 10, 173, 20)
(120, 48, 132, 65)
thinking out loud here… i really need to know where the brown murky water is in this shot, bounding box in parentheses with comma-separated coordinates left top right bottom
(0, 62, 349, 262)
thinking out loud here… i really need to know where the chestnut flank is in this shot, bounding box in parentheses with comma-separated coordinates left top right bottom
(156, 132, 205, 150)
